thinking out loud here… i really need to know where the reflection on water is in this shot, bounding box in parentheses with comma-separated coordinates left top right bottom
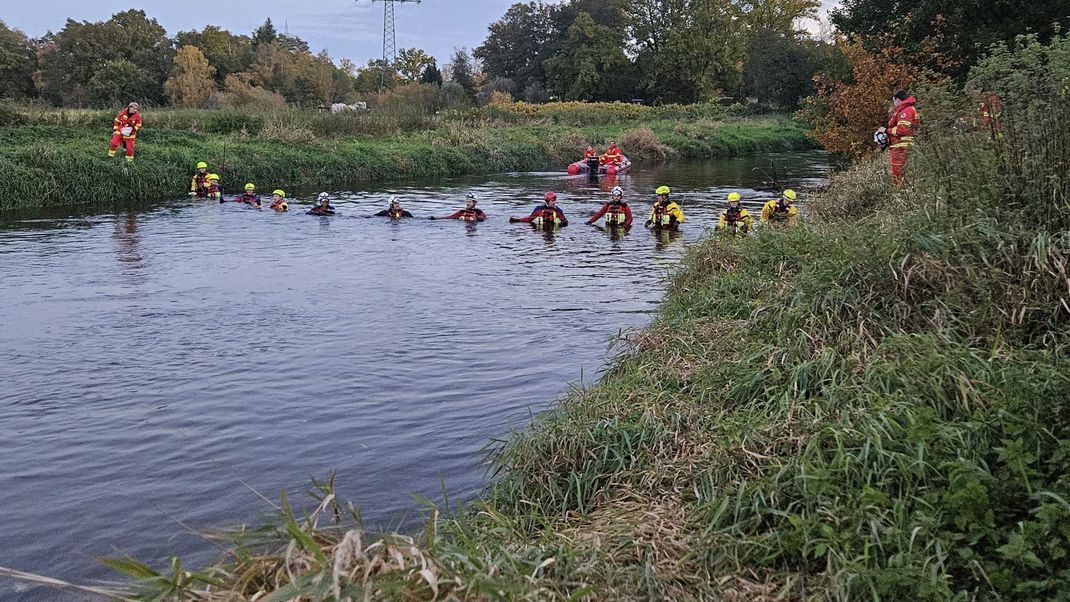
(0, 152, 829, 600)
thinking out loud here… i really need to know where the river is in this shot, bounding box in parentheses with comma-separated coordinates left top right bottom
(0, 152, 829, 599)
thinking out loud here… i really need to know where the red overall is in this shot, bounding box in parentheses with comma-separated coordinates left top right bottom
(109, 109, 142, 160)
(887, 97, 917, 186)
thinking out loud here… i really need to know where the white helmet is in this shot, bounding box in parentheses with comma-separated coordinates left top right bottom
(466, 192, 476, 200)
(873, 131, 889, 146)
(389, 195, 399, 203)
(611, 186, 623, 197)
(317, 192, 329, 202)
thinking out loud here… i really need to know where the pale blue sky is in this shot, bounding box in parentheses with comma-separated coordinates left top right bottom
(4, 1, 841, 67)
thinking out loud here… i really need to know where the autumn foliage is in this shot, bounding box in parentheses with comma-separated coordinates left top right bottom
(798, 39, 931, 156)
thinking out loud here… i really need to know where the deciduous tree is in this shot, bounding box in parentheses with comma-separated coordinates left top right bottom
(165, 45, 216, 107)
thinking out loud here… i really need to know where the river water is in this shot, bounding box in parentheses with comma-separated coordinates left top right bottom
(0, 152, 829, 599)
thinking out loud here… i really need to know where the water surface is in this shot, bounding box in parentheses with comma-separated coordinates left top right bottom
(0, 152, 829, 598)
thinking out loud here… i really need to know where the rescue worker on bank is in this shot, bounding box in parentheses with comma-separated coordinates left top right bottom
(430, 193, 486, 221)
(374, 196, 414, 219)
(645, 186, 685, 230)
(875, 89, 918, 186)
(108, 102, 142, 162)
(231, 183, 262, 208)
(269, 190, 289, 212)
(717, 192, 753, 237)
(206, 174, 223, 199)
(760, 189, 798, 227)
(308, 193, 335, 215)
(510, 192, 568, 227)
(586, 186, 633, 227)
(190, 162, 210, 197)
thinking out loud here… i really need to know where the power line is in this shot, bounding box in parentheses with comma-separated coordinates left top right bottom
(367, 0, 422, 91)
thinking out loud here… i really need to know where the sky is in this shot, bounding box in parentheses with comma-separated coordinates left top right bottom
(5, 1, 842, 67)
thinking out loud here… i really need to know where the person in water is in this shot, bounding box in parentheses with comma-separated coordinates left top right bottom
(587, 186, 633, 227)
(760, 189, 799, 227)
(645, 186, 685, 230)
(431, 193, 486, 221)
(308, 193, 335, 215)
(206, 174, 223, 199)
(374, 197, 414, 219)
(190, 162, 210, 197)
(717, 192, 753, 236)
(510, 192, 568, 227)
(231, 183, 262, 208)
(269, 189, 289, 212)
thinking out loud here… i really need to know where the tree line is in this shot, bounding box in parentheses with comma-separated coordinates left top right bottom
(0, 1, 1066, 111)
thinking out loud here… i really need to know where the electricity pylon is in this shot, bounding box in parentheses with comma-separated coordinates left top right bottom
(369, 0, 422, 91)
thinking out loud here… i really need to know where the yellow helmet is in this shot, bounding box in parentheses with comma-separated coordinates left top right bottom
(244, 183, 255, 191)
(272, 189, 285, 197)
(783, 189, 797, 201)
(656, 186, 670, 195)
(207, 173, 220, 181)
(727, 192, 741, 202)
(196, 161, 208, 169)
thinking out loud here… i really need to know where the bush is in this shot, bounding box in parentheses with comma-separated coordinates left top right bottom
(0, 101, 25, 126)
(618, 125, 674, 162)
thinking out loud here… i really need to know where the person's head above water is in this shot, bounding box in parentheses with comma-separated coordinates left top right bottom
(318, 192, 330, 206)
(272, 189, 285, 200)
(389, 195, 401, 209)
(244, 183, 256, 192)
(655, 185, 670, 202)
(196, 161, 207, 173)
(611, 186, 624, 202)
(728, 192, 741, 206)
(465, 192, 477, 209)
(544, 191, 558, 207)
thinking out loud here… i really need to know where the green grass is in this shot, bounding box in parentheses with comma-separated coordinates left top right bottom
(0, 112, 811, 211)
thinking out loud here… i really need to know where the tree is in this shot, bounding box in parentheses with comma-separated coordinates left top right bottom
(35, 10, 173, 106)
(446, 48, 477, 98)
(831, 0, 1070, 79)
(395, 48, 435, 82)
(174, 26, 254, 85)
(420, 63, 443, 86)
(632, 0, 746, 102)
(252, 18, 278, 49)
(85, 59, 159, 108)
(165, 45, 216, 107)
(544, 12, 636, 101)
(797, 40, 933, 156)
(477, 77, 516, 106)
(744, 32, 826, 108)
(475, 2, 558, 93)
(0, 20, 36, 99)
(737, 0, 820, 36)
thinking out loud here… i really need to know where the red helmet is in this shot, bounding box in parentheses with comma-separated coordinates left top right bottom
(544, 191, 557, 202)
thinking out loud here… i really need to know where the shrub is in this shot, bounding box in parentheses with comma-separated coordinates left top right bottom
(619, 125, 674, 162)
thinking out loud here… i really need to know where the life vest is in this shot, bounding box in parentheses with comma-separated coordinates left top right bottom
(271, 200, 288, 212)
(114, 110, 142, 139)
(531, 206, 562, 227)
(605, 203, 628, 225)
(652, 202, 678, 228)
(238, 192, 260, 205)
(724, 206, 743, 225)
(887, 97, 918, 149)
(207, 184, 222, 199)
(583, 149, 599, 159)
(602, 149, 622, 165)
(771, 200, 792, 219)
(192, 173, 209, 196)
(388, 208, 405, 219)
(459, 209, 482, 222)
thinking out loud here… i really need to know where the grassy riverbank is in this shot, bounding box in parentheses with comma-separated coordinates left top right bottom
(0, 102, 811, 211)
(79, 36, 1070, 601)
